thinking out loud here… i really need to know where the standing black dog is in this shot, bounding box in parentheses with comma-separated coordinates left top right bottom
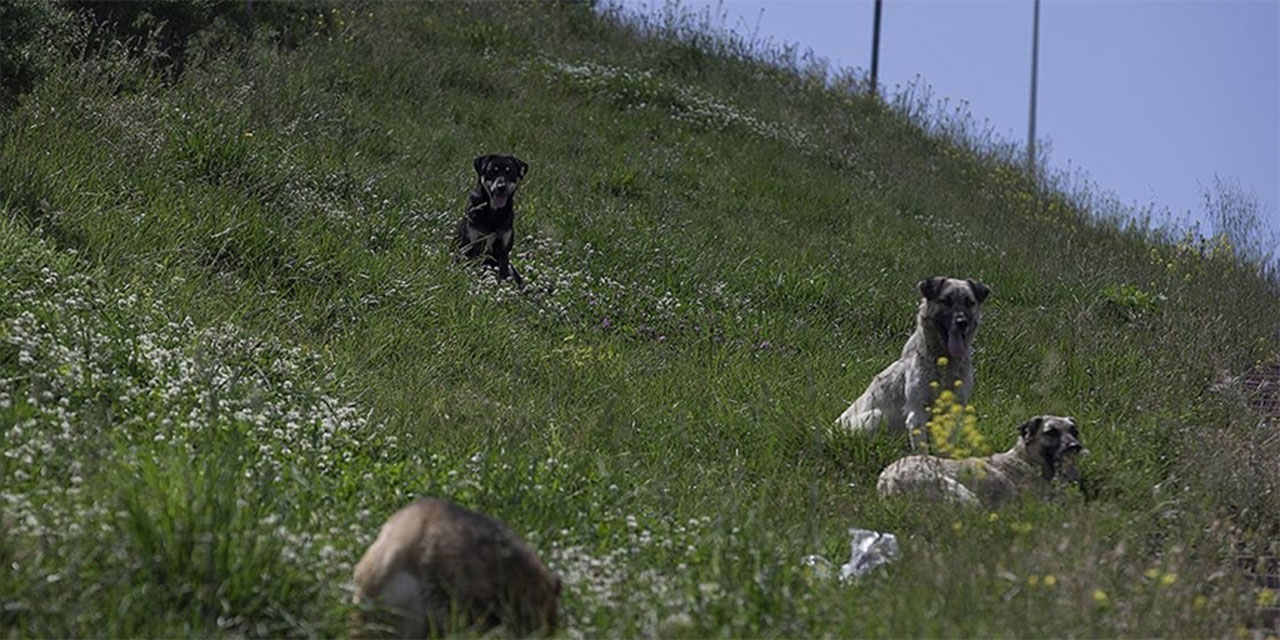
(454, 154, 529, 285)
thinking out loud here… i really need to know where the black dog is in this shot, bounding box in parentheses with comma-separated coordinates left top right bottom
(454, 154, 528, 285)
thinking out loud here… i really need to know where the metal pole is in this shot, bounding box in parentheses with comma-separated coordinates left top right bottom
(1027, 0, 1040, 179)
(870, 0, 883, 97)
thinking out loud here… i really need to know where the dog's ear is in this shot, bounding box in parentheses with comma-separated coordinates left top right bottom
(967, 279, 991, 304)
(917, 277, 947, 301)
(1017, 416, 1043, 442)
(473, 155, 494, 176)
(514, 156, 529, 178)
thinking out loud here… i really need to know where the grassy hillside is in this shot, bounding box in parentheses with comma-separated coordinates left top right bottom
(3, 2, 1278, 637)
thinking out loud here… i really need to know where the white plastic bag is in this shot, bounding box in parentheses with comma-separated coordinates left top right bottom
(839, 528, 899, 581)
(803, 528, 900, 584)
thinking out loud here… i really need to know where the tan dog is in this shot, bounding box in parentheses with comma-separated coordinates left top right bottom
(351, 499, 561, 638)
(837, 277, 991, 450)
(876, 415, 1084, 506)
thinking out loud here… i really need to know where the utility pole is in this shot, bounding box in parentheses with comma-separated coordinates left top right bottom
(1027, 0, 1041, 180)
(870, 0, 883, 97)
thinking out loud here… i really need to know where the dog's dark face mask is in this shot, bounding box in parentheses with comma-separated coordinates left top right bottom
(474, 154, 528, 210)
(918, 277, 991, 360)
(1018, 416, 1085, 482)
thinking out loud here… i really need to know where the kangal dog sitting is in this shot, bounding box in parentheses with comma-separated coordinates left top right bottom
(877, 415, 1085, 506)
(837, 277, 991, 450)
(351, 498, 560, 638)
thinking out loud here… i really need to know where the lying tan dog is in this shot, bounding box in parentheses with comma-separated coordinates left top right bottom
(876, 415, 1084, 506)
(352, 498, 561, 638)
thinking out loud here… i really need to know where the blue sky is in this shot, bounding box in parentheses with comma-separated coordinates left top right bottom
(617, 0, 1280, 239)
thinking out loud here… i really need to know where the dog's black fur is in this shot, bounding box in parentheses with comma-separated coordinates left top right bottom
(454, 154, 529, 285)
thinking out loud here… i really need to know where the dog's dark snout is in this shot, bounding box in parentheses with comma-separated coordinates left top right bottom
(1064, 440, 1083, 453)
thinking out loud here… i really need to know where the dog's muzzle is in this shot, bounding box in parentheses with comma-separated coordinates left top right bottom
(486, 179, 515, 209)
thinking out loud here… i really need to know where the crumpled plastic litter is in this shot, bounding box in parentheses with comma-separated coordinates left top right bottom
(802, 528, 900, 583)
(840, 528, 899, 579)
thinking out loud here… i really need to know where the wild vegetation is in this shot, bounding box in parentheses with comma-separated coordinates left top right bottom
(2, 1, 1277, 637)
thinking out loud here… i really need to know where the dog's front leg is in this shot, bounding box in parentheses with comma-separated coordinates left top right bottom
(496, 252, 525, 288)
(905, 410, 928, 452)
(904, 385, 930, 452)
(902, 362, 938, 452)
(496, 251, 513, 280)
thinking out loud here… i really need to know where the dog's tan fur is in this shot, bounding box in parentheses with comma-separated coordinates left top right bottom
(351, 498, 560, 638)
(837, 277, 991, 449)
(876, 415, 1084, 506)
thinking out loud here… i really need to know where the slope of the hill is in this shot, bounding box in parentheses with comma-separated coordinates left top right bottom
(2, 2, 1277, 636)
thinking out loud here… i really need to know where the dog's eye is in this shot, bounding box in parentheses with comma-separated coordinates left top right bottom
(1044, 427, 1059, 437)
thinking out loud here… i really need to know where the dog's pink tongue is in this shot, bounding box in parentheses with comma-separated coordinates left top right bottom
(490, 193, 509, 209)
(947, 333, 967, 359)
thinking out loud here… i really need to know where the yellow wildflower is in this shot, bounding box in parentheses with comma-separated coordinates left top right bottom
(1259, 588, 1278, 607)
(1043, 574, 1057, 587)
(936, 356, 949, 367)
(1144, 568, 1160, 580)
(987, 512, 999, 523)
(1160, 572, 1177, 586)
(923, 388, 987, 458)
(1193, 595, 1207, 610)
(1093, 589, 1108, 605)
(1027, 575, 1039, 587)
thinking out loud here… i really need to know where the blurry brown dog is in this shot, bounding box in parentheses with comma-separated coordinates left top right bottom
(876, 415, 1084, 507)
(351, 498, 561, 638)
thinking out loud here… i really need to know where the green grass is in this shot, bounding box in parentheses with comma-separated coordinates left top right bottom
(2, 2, 1278, 637)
